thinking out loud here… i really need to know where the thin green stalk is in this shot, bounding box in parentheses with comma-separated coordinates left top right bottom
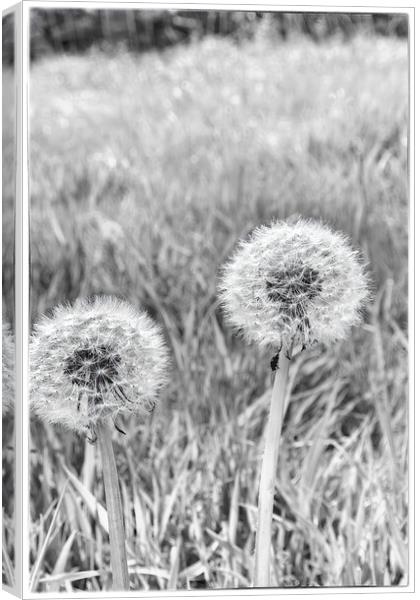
(253, 350, 290, 587)
(96, 418, 130, 591)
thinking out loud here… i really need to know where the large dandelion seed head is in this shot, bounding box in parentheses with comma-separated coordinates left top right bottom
(2, 322, 15, 416)
(219, 219, 369, 354)
(30, 296, 170, 436)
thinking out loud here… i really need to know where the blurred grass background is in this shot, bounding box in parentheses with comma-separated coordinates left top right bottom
(2, 9, 409, 591)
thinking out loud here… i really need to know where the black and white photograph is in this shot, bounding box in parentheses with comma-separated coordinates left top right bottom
(2, 7, 16, 590)
(2, 2, 412, 595)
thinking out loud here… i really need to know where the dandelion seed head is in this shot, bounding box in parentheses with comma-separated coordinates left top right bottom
(30, 296, 170, 435)
(219, 219, 369, 353)
(2, 322, 15, 416)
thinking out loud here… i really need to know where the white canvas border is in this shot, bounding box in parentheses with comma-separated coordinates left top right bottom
(16, 6, 26, 598)
(1, 1, 415, 598)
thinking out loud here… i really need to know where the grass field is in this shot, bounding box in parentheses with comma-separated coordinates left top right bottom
(2, 32, 408, 590)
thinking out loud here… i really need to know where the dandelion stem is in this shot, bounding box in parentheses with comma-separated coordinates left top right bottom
(254, 350, 290, 587)
(96, 418, 130, 591)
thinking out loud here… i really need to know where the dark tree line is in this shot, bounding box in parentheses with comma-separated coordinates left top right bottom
(2, 10, 408, 65)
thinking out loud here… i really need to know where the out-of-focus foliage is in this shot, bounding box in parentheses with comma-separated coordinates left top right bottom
(2, 13, 15, 322)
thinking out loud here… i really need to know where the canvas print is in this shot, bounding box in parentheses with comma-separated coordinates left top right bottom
(2, 8, 16, 590)
(26, 7, 408, 593)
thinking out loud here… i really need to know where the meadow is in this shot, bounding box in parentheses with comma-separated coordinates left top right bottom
(2, 30, 408, 590)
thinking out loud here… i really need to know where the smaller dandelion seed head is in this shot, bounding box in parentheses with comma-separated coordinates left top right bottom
(2, 322, 15, 416)
(30, 296, 170, 435)
(219, 218, 370, 354)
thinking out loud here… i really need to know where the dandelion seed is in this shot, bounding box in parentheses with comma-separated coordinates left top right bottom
(30, 295, 170, 591)
(30, 296, 170, 436)
(2, 322, 15, 416)
(219, 218, 369, 587)
(219, 218, 369, 357)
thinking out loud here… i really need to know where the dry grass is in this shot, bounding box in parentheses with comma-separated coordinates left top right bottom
(2, 32, 408, 590)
